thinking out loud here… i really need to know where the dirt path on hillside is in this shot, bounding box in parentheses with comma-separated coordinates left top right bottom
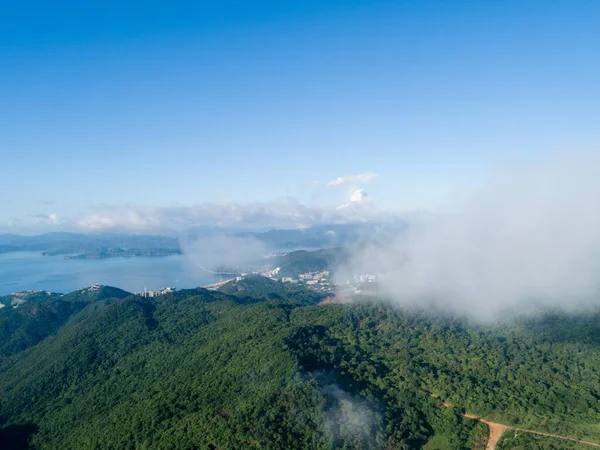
(478, 420, 510, 450)
(505, 427, 600, 449)
(429, 393, 600, 450)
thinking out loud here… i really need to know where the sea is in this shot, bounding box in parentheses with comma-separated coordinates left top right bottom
(0, 252, 223, 296)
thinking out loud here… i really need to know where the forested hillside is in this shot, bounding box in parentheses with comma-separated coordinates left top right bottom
(0, 286, 131, 358)
(273, 241, 391, 278)
(218, 274, 329, 304)
(275, 248, 347, 277)
(1, 282, 600, 449)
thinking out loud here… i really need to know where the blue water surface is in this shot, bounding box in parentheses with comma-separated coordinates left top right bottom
(0, 252, 221, 296)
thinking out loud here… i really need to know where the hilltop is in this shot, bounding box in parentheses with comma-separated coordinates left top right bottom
(275, 247, 348, 277)
(0, 285, 131, 358)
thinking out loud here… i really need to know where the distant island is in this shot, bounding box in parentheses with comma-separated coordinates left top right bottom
(0, 232, 182, 259)
(59, 248, 181, 259)
(0, 224, 401, 259)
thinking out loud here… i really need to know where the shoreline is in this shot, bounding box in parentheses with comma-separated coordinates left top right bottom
(203, 278, 235, 290)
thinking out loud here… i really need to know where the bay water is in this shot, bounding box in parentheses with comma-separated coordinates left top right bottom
(0, 252, 222, 296)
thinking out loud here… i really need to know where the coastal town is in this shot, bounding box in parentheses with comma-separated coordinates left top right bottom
(2, 259, 381, 309)
(139, 286, 176, 298)
(250, 266, 379, 295)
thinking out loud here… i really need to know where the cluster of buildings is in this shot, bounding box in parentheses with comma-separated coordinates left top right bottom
(337, 273, 380, 295)
(352, 273, 377, 283)
(298, 270, 330, 283)
(236, 263, 378, 296)
(2, 290, 54, 309)
(338, 273, 379, 285)
(281, 270, 333, 292)
(76, 283, 102, 293)
(141, 287, 175, 298)
(260, 267, 281, 278)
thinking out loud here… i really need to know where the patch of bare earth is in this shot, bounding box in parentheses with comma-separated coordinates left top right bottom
(481, 421, 510, 450)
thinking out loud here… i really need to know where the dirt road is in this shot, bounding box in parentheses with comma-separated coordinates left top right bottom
(481, 421, 509, 450)
(430, 393, 600, 450)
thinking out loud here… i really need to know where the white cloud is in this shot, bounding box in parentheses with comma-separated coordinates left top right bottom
(349, 189, 369, 204)
(30, 213, 61, 225)
(337, 189, 372, 210)
(77, 208, 162, 231)
(74, 198, 386, 233)
(0, 213, 65, 233)
(180, 234, 268, 271)
(326, 172, 377, 188)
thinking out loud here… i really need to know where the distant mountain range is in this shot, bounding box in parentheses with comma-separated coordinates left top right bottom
(232, 223, 399, 250)
(0, 232, 181, 259)
(0, 222, 407, 259)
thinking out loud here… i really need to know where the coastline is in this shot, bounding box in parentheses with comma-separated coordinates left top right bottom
(203, 278, 235, 290)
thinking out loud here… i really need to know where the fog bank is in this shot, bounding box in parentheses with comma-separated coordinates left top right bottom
(179, 234, 268, 274)
(338, 154, 600, 320)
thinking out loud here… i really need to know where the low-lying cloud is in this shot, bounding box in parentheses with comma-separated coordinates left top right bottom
(338, 153, 600, 320)
(3, 172, 383, 234)
(326, 172, 377, 188)
(179, 233, 268, 273)
(337, 188, 371, 209)
(31, 213, 59, 225)
(311, 371, 383, 447)
(74, 198, 383, 233)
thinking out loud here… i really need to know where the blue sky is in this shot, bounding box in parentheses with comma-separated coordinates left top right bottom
(2, 0, 599, 232)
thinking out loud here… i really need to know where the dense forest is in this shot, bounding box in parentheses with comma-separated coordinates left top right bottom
(0, 286, 130, 358)
(1, 279, 600, 449)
